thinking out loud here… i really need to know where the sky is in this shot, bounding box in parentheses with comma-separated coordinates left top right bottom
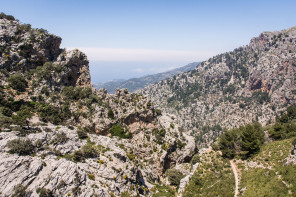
(1, 0, 296, 83)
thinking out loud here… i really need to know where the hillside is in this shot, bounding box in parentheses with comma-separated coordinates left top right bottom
(0, 14, 197, 196)
(178, 138, 296, 197)
(140, 27, 296, 146)
(179, 106, 296, 196)
(1, 12, 296, 197)
(94, 62, 199, 93)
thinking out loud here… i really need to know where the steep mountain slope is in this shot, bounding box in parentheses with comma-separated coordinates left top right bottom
(0, 14, 197, 196)
(94, 62, 200, 93)
(180, 106, 296, 197)
(140, 27, 296, 146)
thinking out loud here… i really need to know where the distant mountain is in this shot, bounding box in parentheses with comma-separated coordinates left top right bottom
(94, 62, 200, 93)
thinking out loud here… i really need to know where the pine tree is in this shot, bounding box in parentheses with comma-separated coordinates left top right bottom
(241, 123, 264, 156)
(219, 128, 240, 158)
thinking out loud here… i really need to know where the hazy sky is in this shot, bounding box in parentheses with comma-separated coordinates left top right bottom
(2, 0, 296, 82)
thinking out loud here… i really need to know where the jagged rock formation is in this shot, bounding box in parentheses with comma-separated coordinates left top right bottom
(140, 27, 296, 146)
(0, 15, 196, 196)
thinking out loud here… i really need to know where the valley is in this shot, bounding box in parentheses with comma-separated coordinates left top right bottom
(0, 12, 295, 197)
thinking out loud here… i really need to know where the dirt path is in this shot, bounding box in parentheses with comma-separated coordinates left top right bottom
(230, 160, 239, 197)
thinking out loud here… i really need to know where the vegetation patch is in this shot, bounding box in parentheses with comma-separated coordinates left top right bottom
(166, 169, 184, 187)
(8, 73, 28, 92)
(183, 152, 235, 197)
(109, 123, 132, 139)
(7, 139, 35, 155)
(239, 138, 296, 196)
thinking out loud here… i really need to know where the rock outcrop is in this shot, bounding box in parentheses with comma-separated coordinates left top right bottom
(139, 26, 296, 147)
(0, 14, 196, 196)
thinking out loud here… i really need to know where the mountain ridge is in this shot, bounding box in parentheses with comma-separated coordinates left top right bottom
(94, 62, 200, 93)
(0, 14, 196, 196)
(139, 26, 296, 146)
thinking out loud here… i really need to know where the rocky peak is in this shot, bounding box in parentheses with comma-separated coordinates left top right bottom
(0, 14, 197, 196)
(140, 26, 296, 147)
(0, 18, 61, 71)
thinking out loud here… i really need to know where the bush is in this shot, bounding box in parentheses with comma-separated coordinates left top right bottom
(37, 104, 65, 125)
(88, 174, 95, 180)
(73, 144, 99, 162)
(152, 128, 166, 144)
(8, 73, 28, 92)
(36, 187, 54, 197)
(270, 122, 285, 140)
(155, 109, 162, 116)
(12, 105, 33, 126)
(166, 169, 184, 186)
(52, 132, 69, 145)
(62, 86, 92, 100)
(7, 139, 35, 155)
(287, 105, 296, 119)
(109, 123, 132, 139)
(1, 107, 12, 117)
(177, 139, 186, 149)
(108, 108, 115, 119)
(191, 154, 200, 165)
(11, 184, 28, 197)
(0, 12, 15, 21)
(0, 114, 13, 129)
(77, 128, 88, 139)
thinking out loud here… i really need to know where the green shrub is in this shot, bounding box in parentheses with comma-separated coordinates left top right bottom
(1, 107, 12, 117)
(170, 123, 175, 129)
(82, 144, 98, 158)
(11, 184, 28, 197)
(62, 86, 92, 100)
(73, 144, 99, 162)
(166, 169, 184, 186)
(177, 139, 186, 149)
(270, 122, 285, 139)
(41, 87, 49, 96)
(287, 105, 296, 119)
(191, 154, 200, 165)
(0, 114, 13, 129)
(108, 108, 115, 119)
(52, 132, 68, 145)
(0, 12, 15, 21)
(36, 187, 54, 197)
(37, 104, 65, 125)
(7, 139, 35, 155)
(8, 73, 28, 92)
(155, 109, 162, 116)
(12, 105, 33, 126)
(120, 191, 132, 197)
(152, 128, 166, 144)
(88, 174, 95, 180)
(77, 128, 88, 139)
(109, 123, 132, 139)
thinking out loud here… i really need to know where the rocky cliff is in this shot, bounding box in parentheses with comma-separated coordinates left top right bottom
(0, 15, 196, 196)
(140, 27, 296, 146)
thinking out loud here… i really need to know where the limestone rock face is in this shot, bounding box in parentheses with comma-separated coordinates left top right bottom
(0, 119, 196, 196)
(139, 26, 296, 147)
(0, 18, 61, 71)
(54, 49, 91, 87)
(0, 15, 196, 196)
